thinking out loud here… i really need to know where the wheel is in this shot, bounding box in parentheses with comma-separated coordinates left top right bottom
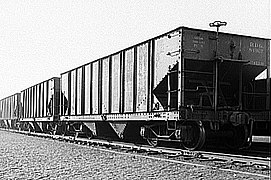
(147, 138, 159, 147)
(181, 121, 206, 150)
(225, 125, 249, 149)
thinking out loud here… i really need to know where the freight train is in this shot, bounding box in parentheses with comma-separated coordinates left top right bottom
(0, 26, 270, 150)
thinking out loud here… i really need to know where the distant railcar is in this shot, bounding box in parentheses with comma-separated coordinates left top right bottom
(19, 77, 60, 133)
(58, 27, 270, 150)
(0, 93, 20, 129)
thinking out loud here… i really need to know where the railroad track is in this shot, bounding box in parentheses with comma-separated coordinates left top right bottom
(202, 142, 270, 159)
(2, 128, 270, 179)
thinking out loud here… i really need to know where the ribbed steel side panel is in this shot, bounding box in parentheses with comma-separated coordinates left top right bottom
(32, 87, 35, 117)
(34, 86, 37, 117)
(0, 101, 2, 118)
(25, 89, 28, 117)
(40, 83, 44, 117)
(48, 79, 54, 115)
(31, 87, 33, 117)
(28, 89, 30, 117)
(39, 83, 43, 117)
(20, 91, 24, 117)
(61, 73, 69, 115)
(136, 43, 149, 112)
(70, 70, 76, 115)
(26, 88, 29, 117)
(37, 85, 40, 117)
(34, 86, 37, 116)
(11, 96, 14, 118)
(37, 84, 40, 117)
(33, 85, 38, 117)
(124, 48, 135, 112)
(6, 98, 9, 118)
(0, 100, 2, 118)
(84, 64, 91, 114)
(111, 53, 121, 113)
(43, 81, 48, 116)
(54, 78, 60, 116)
(8, 97, 11, 118)
(77, 67, 83, 115)
(102, 58, 110, 113)
(92, 61, 99, 114)
(0, 100, 3, 118)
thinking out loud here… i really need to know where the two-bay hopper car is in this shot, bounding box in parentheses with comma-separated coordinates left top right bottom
(0, 93, 20, 129)
(0, 26, 270, 150)
(59, 27, 270, 150)
(19, 77, 60, 133)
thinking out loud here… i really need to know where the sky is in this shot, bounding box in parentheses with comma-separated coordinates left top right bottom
(0, 0, 270, 99)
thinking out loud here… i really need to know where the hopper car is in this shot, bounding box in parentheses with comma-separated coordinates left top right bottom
(19, 77, 60, 133)
(0, 26, 270, 150)
(0, 93, 20, 129)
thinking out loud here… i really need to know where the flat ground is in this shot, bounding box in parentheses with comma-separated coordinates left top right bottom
(0, 131, 268, 180)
